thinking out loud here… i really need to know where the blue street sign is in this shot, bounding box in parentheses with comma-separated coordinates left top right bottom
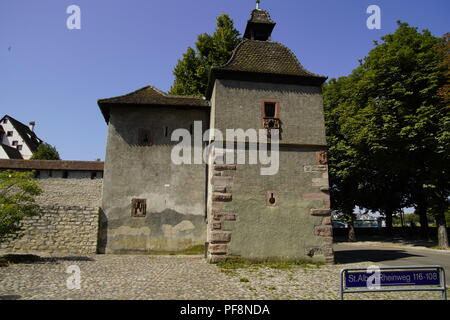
(345, 270, 441, 288)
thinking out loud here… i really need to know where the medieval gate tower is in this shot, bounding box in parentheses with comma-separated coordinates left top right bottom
(98, 5, 334, 263)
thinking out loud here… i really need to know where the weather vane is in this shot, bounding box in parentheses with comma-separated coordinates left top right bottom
(256, 0, 260, 10)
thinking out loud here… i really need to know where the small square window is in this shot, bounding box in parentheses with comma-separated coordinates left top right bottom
(17, 145, 22, 151)
(7, 131, 13, 137)
(262, 101, 280, 119)
(12, 140, 18, 146)
(3, 119, 7, 124)
(131, 199, 146, 217)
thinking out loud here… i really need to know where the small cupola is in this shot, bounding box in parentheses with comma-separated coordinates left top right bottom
(243, 2, 276, 41)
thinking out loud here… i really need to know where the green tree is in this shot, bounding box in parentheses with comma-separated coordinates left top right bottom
(169, 14, 241, 96)
(0, 170, 42, 239)
(30, 143, 60, 160)
(324, 22, 449, 246)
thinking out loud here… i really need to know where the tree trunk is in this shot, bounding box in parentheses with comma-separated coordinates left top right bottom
(348, 221, 356, 242)
(417, 201, 430, 241)
(436, 211, 449, 249)
(385, 210, 393, 237)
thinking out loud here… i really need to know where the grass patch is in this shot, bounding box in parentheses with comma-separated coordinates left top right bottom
(240, 277, 250, 283)
(147, 245, 205, 256)
(429, 246, 450, 251)
(220, 269, 238, 276)
(217, 257, 324, 271)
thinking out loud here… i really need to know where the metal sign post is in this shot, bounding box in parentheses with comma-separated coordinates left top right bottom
(340, 265, 447, 300)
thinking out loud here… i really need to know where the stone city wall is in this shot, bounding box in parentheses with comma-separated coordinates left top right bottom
(0, 206, 99, 255)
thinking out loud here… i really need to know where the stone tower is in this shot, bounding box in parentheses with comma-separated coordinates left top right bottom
(97, 6, 334, 263)
(205, 8, 334, 263)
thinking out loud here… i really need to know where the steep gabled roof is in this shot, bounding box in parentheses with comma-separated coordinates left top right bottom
(1, 144, 23, 159)
(97, 86, 210, 123)
(206, 40, 327, 98)
(0, 115, 42, 153)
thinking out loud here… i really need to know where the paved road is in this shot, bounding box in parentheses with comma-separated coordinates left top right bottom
(334, 242, 450, 285)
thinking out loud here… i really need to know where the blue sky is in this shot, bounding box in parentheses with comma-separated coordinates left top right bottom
(0, 0, 449, 161)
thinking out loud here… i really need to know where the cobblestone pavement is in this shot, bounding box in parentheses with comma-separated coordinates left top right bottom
(0, 255, 444, 300)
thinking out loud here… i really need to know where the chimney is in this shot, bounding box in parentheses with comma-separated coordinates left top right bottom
(29, 121, 35, 132)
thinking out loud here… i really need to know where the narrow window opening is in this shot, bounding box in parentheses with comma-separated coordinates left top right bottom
(164, 126, 169, 137)
(269, 193, 276, 204)
(131, 199, 147, 217)
(264, 102, 276, 118)
(6, 131, 13, 137)
(266, 191, 279, 207)
(62, 171, 68, 179)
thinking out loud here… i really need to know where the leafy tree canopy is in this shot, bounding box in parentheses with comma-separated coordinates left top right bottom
(30, 143, 61, 160)
(324, 22, 449, 244)
(0, 170, 42, 238)
(169, 14, 241, 97)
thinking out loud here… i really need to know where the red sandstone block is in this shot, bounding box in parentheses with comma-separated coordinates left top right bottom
(211, 176, 234, 186)
(322, 217, 332, 225)
(214, 164, 237, 171)
(213, 212, 237, 221)
(209, 254, 227, 263)
(314, 225, 333, 237)
(303, 193, 329, 200)
(210, 231, 231, 243)
(310, 209, 331, 216)
(212, 193, 232, 202)
(209, 244, 228, 254)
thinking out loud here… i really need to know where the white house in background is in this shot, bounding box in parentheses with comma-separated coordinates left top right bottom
(0, 115, 43, 159)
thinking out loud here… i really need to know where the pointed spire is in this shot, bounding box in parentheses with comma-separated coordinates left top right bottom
(256, 0, 260, 10)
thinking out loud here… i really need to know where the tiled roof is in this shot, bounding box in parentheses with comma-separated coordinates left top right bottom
(216, 40, 325, 78)
(1, 144, 23, 159)
(206, 40, 327, 98)
(247, 9, 275, 24)
(98, 86, 210, 123)
(0, 159, 104, 171)
(1, 115, 42, 153)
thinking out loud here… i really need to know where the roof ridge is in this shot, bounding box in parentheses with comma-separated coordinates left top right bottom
(212, 40, 249, 70)
(98, 85, 205, 102)
(2, 114, 42, 152)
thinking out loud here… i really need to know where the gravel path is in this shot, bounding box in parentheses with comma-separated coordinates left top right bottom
(0, 255, 444, 300)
